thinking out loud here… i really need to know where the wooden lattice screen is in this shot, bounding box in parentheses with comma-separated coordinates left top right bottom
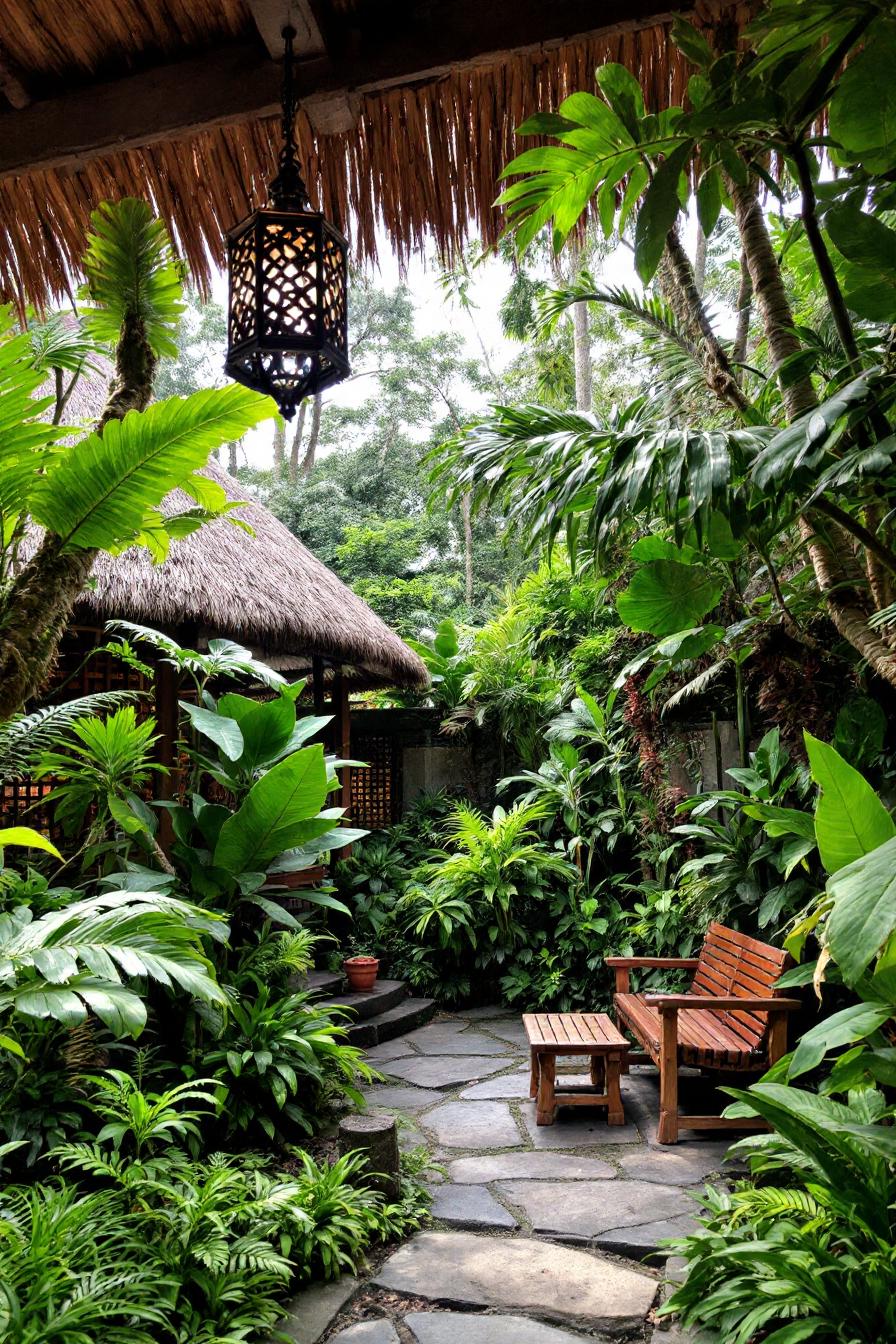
(350, 733, 401, 830)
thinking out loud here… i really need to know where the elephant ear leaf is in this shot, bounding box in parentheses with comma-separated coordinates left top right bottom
(213, 745, 330, 874)
(616, 559, 721, 637)
(804, 732, 895, 874)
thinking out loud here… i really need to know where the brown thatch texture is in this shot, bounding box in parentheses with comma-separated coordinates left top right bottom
(0, 1, 752, 309)
(24, 459, 429, 689)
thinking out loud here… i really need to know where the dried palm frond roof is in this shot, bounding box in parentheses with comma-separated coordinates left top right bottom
(73, 459, 430, 689)
(0, 0, 750, 309)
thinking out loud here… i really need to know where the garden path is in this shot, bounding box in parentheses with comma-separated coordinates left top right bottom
(281, 1009, 729, 1344)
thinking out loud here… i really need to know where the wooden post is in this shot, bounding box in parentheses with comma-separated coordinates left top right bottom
(332, 665, 352, 819)
(658, 1006, 679, 1144)
(606, 1051, 625, 1126)
(529, 1048, 538, 1099)
(767, 1009, 788, 1066)
(153, 657, 179, 850)
(312, 654, 325, 717)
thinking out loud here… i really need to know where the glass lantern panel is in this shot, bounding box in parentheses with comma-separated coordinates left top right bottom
(260, 220, 320, 340)
(228, 227, 257, 346)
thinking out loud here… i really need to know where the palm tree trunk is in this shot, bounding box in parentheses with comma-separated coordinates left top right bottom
(287, 401, 307, 484)
(227, 440, 238, 475)
(573, 298, 593, 412)
(731, 179, 896, 687)
(0, 313, 156, 718)
(732, 251, 752, 369)
(300, 394, 322, 479)
(272, 419, 286, 480)
(462, 493, 474, 606)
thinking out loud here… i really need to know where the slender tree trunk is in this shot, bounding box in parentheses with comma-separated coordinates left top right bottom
(287, 401, 307, 484)
(732, 250, 752, 369)
(731, 178, 896, 687)
(0, 313, 156, 718)
(272, 419, 286, 481)
(227, 440, 238, 475)
(461, 493, 474, 606)
(301, 394, 322, 479)
(694, 224, 707, 298)
(573, 299, 593, 412)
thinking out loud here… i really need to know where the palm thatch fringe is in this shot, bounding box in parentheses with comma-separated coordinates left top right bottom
(0, 2, 753, 309)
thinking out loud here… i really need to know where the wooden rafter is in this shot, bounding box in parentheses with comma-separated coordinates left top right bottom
(0, 0, 684, 176)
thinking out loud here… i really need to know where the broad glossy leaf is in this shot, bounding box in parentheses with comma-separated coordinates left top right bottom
(826, 835, 896, 984)
(594, 63, 645, 136)
(180, 701, 244, 762)
(696, 166, 723, 239)
(0, 826, 61, 859)
(228, 693, 296, 771)
(788, 1001, 893, 1079)
(829, 25, 896, 171)
(826, 205, 896, 274)
(805, 732, 895, 874)
(213, 746, 330, 873)
(616, 559, 722, 637)
(634, 141, 694, 284)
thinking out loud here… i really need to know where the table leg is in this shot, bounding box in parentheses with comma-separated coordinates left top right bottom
(606, 1051, 625, 1126)
(536, 1052, 556, 1125)
(529, 1048, 538, 1099)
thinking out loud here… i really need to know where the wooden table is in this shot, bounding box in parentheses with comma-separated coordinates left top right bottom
(524, 1012, 627, 1126)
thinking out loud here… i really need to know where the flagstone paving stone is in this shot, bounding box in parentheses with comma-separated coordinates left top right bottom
(400, 1024, 510, 1055)
(430, 1183, 519, 1229)
(422, 1100, 524, 1149)
(276, 1275, 359, 1344)
(478, 1020, 530, 1047)
(519, 1108, 641, 1148)
(497, 1178, 695, 1241)
(617, 1145, 732, 1186)
(360, 1084, 444, 1113)
(329, 1323, 400, 1344)
(459, 1072, 533, 1100)
(404, 1312, 606, 1344)
(447, 1152, 616, 1183)
(373, 1231, 658, 1329)
(382, 1055, 514, 1089)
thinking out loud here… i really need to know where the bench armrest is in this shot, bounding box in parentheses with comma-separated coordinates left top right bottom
(607, 957, 699, 994)
(644, 994, 801, 1011)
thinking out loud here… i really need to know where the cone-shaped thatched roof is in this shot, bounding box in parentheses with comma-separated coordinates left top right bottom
(0, 0, 745, 309)
(71, 458, 429, 688)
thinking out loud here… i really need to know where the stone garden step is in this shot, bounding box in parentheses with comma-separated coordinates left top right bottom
(345, 996, 437, 1047)
(327, 979, 407, 1022)
(293, 968, 345, 999)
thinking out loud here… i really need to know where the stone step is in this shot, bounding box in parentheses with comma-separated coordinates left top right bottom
(346, 996, 436, 1048)
(290, 968, 345, 999)
(326, 978, 407, 1023)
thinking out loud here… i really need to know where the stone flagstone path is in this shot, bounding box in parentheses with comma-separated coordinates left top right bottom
(279, 1008, 732, 1343)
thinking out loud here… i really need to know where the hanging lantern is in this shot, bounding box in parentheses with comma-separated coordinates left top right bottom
(225, 25, 349, 419)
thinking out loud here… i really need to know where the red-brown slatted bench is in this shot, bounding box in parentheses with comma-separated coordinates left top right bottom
(607, 922, 799, 1143)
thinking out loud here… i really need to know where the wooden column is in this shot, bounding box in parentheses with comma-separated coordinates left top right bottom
(312, 654, 326, 717)
(153, 657, 179, 850)
(332, 665, 352, 822)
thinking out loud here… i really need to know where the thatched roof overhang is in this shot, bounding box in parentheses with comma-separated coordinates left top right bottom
(26, 459, 430, 690)
(0, 0, 749, 308)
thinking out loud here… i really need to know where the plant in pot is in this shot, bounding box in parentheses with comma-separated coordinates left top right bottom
(343, 953, 380, 992)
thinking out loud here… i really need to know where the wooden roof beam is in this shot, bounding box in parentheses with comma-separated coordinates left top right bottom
(0, 0, 687, 179)
(247, 1, 327, 61)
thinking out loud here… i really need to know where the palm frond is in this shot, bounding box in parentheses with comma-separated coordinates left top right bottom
(0, 690, 142, 782)
(661, 660, 727, 717)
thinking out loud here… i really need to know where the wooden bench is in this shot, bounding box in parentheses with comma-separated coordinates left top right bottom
(607, 922, 799, 1144)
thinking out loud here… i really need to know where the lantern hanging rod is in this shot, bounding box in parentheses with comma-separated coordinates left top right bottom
(269, 23, 310, 211)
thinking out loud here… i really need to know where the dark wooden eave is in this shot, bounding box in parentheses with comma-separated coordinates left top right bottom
(0, 0, 683, 179)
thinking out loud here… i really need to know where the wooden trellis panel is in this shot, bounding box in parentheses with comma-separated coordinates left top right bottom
(350, 733, 401, 831)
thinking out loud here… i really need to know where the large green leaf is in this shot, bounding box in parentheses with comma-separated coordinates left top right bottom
(228, 693, 297, 772)
(180, 701, 244, 762)
(826, 835, 896, 985)
(788, 1000, 893, 1079)
(616, 558, 722, 636)
(0, 826, 61, 858)
(829, 24, 896, 172)
(32, 384, 274, 550)
(804, 732, 895, 874)
(213, 746, 330, 873)
(634, 141, 693, 283)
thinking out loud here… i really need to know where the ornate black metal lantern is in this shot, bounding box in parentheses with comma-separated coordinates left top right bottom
(225, 26, 349, 419)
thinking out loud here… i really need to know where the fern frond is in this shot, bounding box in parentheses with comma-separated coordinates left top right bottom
(0, 689, 143, 781)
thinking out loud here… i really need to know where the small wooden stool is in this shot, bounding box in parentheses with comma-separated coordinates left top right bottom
(524, 1012, 627, 1126)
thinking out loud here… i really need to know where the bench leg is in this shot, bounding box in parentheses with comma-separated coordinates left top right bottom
(529, 1048, 538, 1099)
(606, 1051, 625, 1126)
(536, 1052, 556, 1125)
(658, 1007, 679, 1144)
(589, 1054, 605, 1089)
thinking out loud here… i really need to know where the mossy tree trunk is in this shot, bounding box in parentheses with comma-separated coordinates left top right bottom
(0, 314, 156, 719)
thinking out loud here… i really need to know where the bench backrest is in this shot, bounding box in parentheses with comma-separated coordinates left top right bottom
(690, 922, 790, 1048)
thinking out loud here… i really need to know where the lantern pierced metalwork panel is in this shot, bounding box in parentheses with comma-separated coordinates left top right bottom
(225, 25, 349, 419)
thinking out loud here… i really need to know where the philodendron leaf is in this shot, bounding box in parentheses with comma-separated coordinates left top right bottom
(213, 745, 330, 874)
(180, 702, 244, 762)
(804, 731, 895, 874)
(616, 559, 722, 637)
(829, 24, 896, 172)
(826, 835, 896, 985)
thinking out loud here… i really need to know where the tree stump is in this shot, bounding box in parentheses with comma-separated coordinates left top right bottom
(338, 1113, 400, 1199)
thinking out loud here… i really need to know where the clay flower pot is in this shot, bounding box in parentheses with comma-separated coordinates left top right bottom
(343, 955, 380, 992)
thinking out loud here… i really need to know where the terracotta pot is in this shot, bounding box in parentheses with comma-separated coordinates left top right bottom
(343, 956, 380, 992)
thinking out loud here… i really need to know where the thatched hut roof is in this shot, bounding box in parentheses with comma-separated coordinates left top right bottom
(70, 458, 429, 689)
(0, 0, 748, 309)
